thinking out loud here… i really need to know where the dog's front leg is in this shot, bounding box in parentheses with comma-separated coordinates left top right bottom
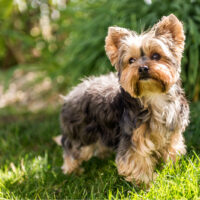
(163, 131, 186, 163)
(116, 124, 157, 185)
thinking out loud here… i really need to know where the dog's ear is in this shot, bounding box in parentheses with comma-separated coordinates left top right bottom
(105, 26, 130, 67)
(153, 14, 185, 50)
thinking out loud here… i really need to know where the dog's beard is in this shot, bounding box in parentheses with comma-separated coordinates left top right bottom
(136, 78, 165, 97)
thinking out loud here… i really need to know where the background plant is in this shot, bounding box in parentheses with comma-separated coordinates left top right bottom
(1, 0, 200, 100)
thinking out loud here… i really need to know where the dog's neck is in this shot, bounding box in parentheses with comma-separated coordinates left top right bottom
(119, 83, 187, 137)
(140, 83, 182, 132)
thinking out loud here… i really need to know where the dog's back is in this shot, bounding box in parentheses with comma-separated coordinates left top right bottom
(60, 73, 127, 163)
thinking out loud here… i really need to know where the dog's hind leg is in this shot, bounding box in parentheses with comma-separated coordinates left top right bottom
(62, 152, 80, 174)
(62, 143, 95, 174)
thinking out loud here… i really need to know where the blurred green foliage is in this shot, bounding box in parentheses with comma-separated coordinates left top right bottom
(1, 0, 200, 100)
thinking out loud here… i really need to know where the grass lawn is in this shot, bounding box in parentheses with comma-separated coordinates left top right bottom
(0, 102, 200, 199)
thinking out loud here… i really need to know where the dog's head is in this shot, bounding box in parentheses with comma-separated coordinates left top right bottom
(105, 14, 185, 98)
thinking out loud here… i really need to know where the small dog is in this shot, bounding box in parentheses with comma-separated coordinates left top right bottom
(57, 14, 189, 185)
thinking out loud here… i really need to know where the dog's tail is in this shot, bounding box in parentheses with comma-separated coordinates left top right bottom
(53, 135, 62, 146)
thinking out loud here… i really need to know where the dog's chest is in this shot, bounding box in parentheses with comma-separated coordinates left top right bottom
(144, 95, 179, 138)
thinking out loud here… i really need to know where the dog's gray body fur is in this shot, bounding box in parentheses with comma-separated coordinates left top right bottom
(60, 73, 149, 158)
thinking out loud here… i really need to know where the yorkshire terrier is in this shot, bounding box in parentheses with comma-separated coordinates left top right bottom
(56, 14, 189, 185)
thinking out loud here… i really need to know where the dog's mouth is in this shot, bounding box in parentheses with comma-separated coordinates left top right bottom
(139, 74, 151, 80)
(139, 77, 149, 81)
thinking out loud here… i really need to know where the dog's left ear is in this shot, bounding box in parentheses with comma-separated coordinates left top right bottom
(153, 14, 185, 50)
(153, 14, 185, 49)
(105, 26, 131, 68)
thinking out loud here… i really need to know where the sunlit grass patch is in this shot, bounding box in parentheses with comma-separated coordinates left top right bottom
(0, 103, 199, 199)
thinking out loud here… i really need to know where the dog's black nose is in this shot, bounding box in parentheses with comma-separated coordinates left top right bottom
(138, 65, 149, 74)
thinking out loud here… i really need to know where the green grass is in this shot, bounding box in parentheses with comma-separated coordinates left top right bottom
(0, 103, 200, 199)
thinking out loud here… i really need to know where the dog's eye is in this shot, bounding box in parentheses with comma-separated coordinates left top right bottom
(129, 57, 136, 64)
(151, 53, 161, 60)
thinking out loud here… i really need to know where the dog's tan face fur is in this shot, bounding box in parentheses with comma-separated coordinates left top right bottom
(105, 14, 185, 98)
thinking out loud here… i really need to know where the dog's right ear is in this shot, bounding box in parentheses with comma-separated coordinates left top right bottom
(105, 26, 130, 67)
